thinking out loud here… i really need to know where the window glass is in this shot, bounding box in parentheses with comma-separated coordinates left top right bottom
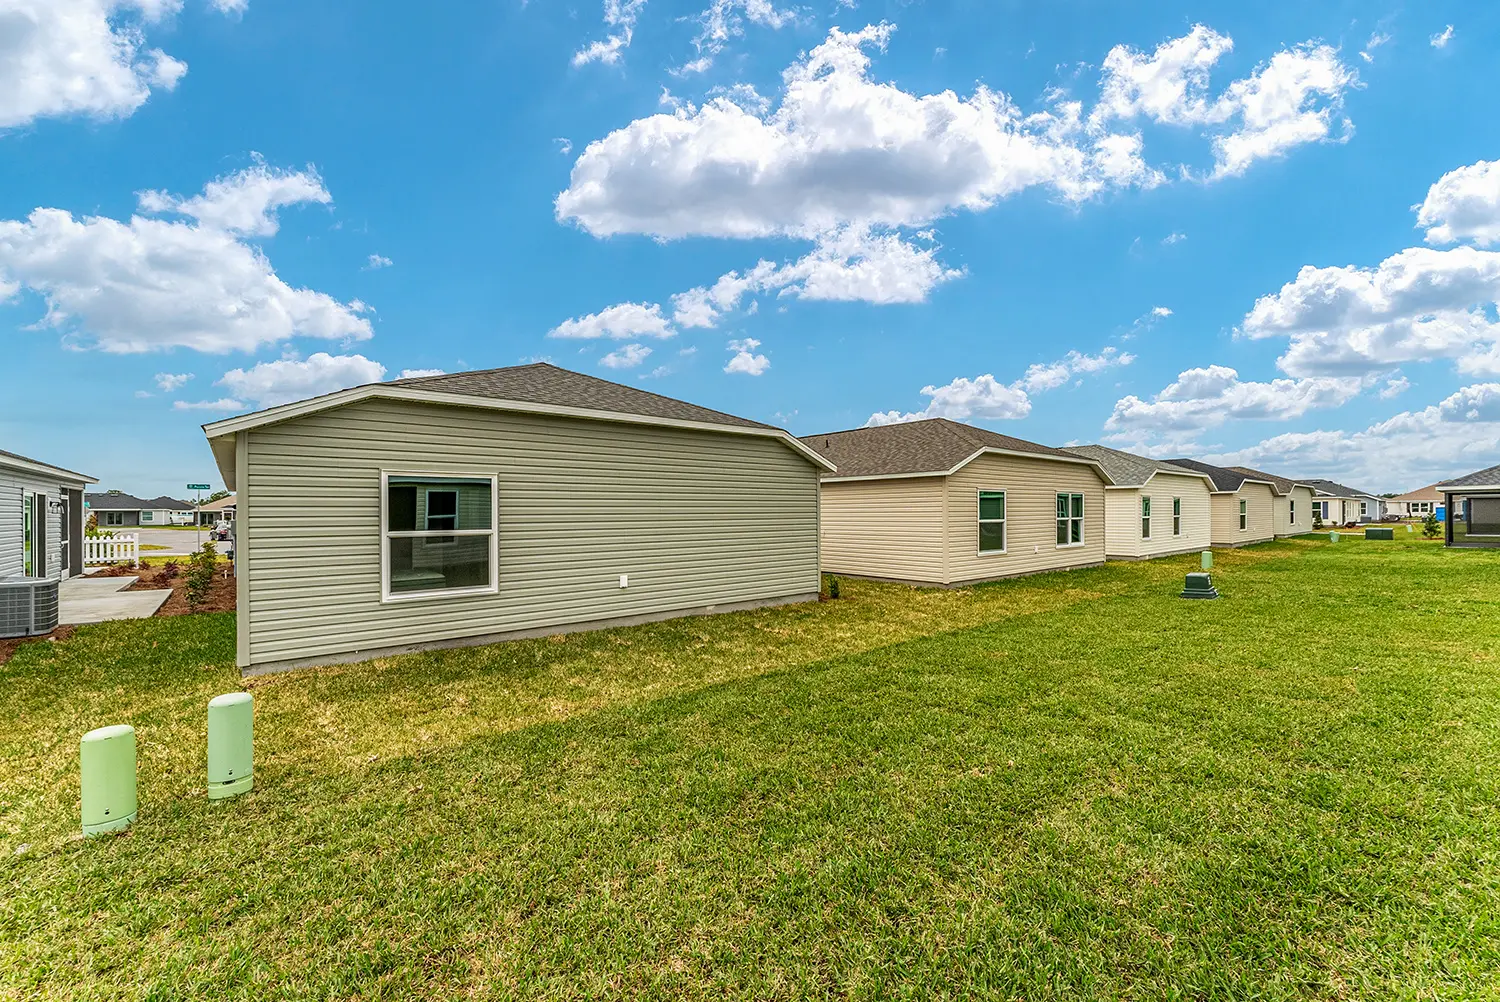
(1172, 497, 1182, 535)
(1056, 493, 1084, 545)
(1141, 496, 1151, 539)
(978, 491, 1006, 553)
(385, 475, 495, 597)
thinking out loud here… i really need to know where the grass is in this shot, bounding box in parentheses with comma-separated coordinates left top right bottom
(4, 534, 1500, 999)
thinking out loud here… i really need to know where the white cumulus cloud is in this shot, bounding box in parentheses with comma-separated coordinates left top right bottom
(154, 371, 192, 392)
(136, 160, 330, 237)
(679, 0, 797, 74)
(1105, 364, 1367, 435)
(0, 165, 372, 354)
(397, 367, 445, 379)
(573, 0, 646, 66)
(724, 337, 769, 375)
(599, 343, 653, 369)
(365, 253, 393, 270)
(1430, 25, 1454, 49)
(548, 301, 676, 340)
(212, 352, 387, 409)
(868, 347, 1133, 426)
(0, 0, 205, 129)
(1416, 159, 1500, 247)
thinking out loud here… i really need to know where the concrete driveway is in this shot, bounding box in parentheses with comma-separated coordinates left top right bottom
(120, 527, 217, 557)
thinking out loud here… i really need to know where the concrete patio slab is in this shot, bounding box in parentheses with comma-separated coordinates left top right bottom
(59, 576, 171, 625)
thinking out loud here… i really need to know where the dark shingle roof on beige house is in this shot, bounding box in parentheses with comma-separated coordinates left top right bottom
(799, 418, 1106, 480)
(1063, 444, 1211, 488)
(390, 363, 777, 431)
(1163, 458, 1274, 493)
(1222, 465, 1310, 496)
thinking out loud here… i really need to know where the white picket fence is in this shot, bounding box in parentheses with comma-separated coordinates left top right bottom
(84, 534, 139, 566)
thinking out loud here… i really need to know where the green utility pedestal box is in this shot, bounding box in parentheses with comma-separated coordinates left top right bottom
(81, 725, 137, 836)
(208, 692, 253, 800)
(1200, 550, 1213, 570)
(1181, 572, 1219, 599)
(1365, 527, 1394, 540)
(1329, 531, 1340, 542)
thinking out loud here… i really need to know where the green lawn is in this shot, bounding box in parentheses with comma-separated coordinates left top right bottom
(3, 535, 1499, 999)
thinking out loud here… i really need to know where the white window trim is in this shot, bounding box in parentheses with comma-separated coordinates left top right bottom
(1141, 496, 1152, 540)
(1056, 492, 1086, 549)
(976, 489, 1007, 556)
(1289, 498, 1296, 525)
(1172, 497, 1182, 536)
(380, 470, 499, 604)
(1238, 498, 1248, 532)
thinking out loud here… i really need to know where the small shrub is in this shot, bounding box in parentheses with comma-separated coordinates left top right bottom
(185, 542, 217, 611)
(1422, 512, 1441, 539)
(823, 573, 841, 600)
(160, 560, 181, 580)
(1311, 512, 1324, 531)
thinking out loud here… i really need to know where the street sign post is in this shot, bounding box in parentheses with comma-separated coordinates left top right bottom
(188, 484, 211, 549)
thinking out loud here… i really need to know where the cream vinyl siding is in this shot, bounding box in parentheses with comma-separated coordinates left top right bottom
(0, 468, 65, 579)
(239, 398, 821, 669)
(1209, 482, 1275, 546)
(1103, 473, 1212, 559)
(945, 453, 1105, 584)
(819, 477, 947, 584)
(1275, 486, 1315, 536)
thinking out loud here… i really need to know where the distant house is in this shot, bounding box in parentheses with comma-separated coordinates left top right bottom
(1300, 480, 1386, 524)
(1, 448, 96, 580)
(1162, 459, 1278, 547)
(800, 418, 1112, 586)
(1388, 483, 1443, 519)
(85, 491, 195, 527)
(1222, 466, 1317, 538)
(196, 493, 236, 526)
(1063, 445, 1214, 560)
(1434, 465, 1500, 547)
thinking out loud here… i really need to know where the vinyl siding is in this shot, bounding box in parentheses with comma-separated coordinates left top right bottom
(240, 398, 821, 668)
(1276, 486, 1315, 536)
(1209, 483, 1275, 546)
(0, 468, 66, 579)
(945, 453, 1106, 584)
(819, 477, 947, 584)
(1105, 473, 1212, 559)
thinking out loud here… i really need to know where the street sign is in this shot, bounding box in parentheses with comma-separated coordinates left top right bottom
(187, 483, 211, 491)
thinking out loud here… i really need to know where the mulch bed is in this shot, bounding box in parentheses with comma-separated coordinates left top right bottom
(0, 626, 76, 667)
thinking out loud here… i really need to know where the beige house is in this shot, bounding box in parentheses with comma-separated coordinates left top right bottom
(1389, 483, 1442, 518)
(203, 364, 833, 676)
(1163, 459, 1278, 547)
(1064, 445, 1214, 560)
(1223, 466, 1316, 537)
(1302, 479, 1386, 524)
(799, 419, 1111, 586)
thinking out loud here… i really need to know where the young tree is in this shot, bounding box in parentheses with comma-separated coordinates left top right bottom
(1422, 512, 1441, 539)
(186, 542, 218, 611)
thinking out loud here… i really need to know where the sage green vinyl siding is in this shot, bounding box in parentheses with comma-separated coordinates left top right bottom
(818, 477, 947, 584)
(239, 399, 820, 668)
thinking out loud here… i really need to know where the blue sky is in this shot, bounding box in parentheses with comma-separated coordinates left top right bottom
(2, 0, 1498, 497)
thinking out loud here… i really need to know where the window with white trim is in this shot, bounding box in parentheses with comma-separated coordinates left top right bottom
(141, 510, 153, 523)
(1360, 500, 1368, 517)
(1238, 498, 1247, 530)
(383, 474, 497, 599)
(1289, 498, 1296, 524)
(1056, 493, 1084, 546)
(977, 491, 1006, 554)
(1172, 497, 1182, 536)
(1141, 496, 1151, 539)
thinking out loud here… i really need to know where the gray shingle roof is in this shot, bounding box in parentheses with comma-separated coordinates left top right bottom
(0, 447, 93, 482)
(799, 418, 1100, 479)
(1223, 465, 1308, 496)
(86, 492, 193, 511)
(1435, 464, 1500, 490)
(1063, 445, 1211, 488)
(1163, 458, 1270, 493)
(1300, 478, 1380, 499)
(391, 363, 776, 431)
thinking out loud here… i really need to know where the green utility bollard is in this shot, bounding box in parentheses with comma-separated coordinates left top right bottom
(1329, 531, 1339, 542)
(1200, 550, 1213, 570)
(81, 725, 137, 836)
(207, 693, 253, 800)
